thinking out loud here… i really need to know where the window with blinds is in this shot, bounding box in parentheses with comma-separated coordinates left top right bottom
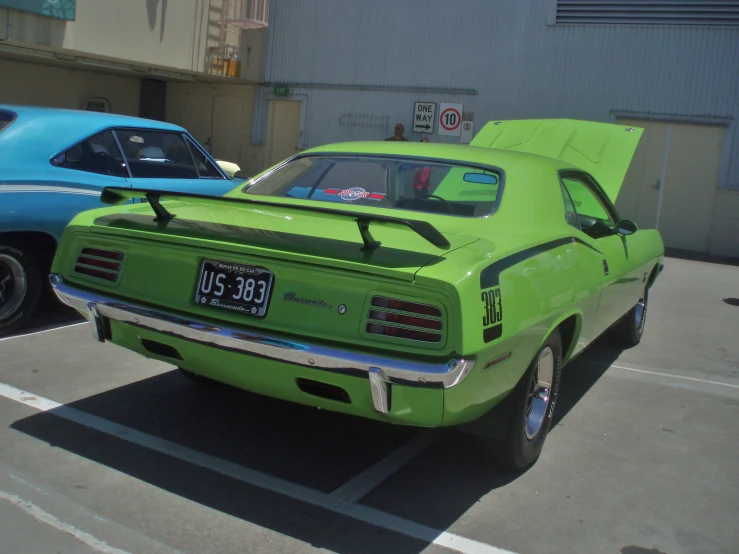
(553, 1, 739, 26)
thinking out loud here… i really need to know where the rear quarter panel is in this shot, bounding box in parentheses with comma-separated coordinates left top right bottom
(0, 182, 108, 241)
(415, 160, 608, 426)
(419, 233, 601, 426)
(431, 226, 662, 427)
(0, 153, 132, 234)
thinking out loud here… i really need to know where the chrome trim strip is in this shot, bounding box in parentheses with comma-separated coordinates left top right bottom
(0, 184, 101, 196)
(50, 276, 475, 401)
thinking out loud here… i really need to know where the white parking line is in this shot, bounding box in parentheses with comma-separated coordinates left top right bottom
(329, 429, 442, 504)
(581, 360, 739, 391)
(0, 322, 86, 342)
(609, 364, 739, 390)
(0, 490, 131, 554)
(0, 382, 516, 554)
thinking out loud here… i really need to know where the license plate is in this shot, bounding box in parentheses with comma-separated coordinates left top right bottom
(194, 259, 274, 317)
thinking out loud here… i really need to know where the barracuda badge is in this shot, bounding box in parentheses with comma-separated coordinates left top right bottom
(283, 292, 332, 309)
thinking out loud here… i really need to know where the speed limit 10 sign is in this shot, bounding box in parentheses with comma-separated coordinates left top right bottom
(437, 103, 463, 136)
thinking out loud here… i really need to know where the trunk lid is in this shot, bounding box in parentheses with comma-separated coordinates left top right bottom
(470, 119, 644, 202)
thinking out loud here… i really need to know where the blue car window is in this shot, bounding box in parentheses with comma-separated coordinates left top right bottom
(0, 109, 17, 134)
(185, 138, 225, 179)
(114, 129, 198, 179)
(52, 130, 128, 177)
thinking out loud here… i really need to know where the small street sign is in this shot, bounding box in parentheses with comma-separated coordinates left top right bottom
(413, 102, 436, 134)
(460, 120, 475, 144)
(438, 103, 463, 136)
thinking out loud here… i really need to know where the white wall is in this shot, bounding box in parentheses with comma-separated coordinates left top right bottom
(0, 57, 140, 115)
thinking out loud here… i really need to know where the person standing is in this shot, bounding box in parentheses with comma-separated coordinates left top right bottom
(385, 123, 409, 141)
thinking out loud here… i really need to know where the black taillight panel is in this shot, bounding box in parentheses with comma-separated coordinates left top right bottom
(74, 248, 125, 283)
(365, 295, 444, 345)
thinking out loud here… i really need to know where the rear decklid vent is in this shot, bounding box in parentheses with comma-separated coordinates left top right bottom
(74, 248, 124, 283)
(365, 296, 444, 344)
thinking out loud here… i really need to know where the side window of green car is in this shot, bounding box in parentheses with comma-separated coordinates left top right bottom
(561, 176, 617, 240)
(560, 182, 581, 230)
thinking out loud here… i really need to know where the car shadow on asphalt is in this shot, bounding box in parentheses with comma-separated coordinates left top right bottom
(4, 295, 84, 339)
(9, 332, 626, 553)
(554, 332, 627, 428)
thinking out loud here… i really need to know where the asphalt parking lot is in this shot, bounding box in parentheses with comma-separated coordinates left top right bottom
(0, 256, 737, 554)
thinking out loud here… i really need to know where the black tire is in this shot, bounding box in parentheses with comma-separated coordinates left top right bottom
(0, 240, 43, 337)
(496, 328, 563, 471)
(614, 286, 648, 347)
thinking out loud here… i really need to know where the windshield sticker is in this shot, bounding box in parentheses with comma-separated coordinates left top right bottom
(323, 188, 385, 201)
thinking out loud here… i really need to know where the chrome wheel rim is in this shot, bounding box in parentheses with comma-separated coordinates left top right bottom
(0, 254, 27, 320)
(525, 346, 554, 440)
(635, 294, 647, 333)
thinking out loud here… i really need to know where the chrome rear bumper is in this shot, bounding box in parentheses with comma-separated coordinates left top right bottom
(50, 275, 475, 414)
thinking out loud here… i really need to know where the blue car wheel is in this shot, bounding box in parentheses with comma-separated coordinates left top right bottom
(0, 239, 42, 336)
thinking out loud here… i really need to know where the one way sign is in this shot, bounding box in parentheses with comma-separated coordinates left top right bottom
(413, 102, 435, 134)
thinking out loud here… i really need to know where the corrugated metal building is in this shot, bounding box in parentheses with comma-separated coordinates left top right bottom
(251, 0, 739, 257)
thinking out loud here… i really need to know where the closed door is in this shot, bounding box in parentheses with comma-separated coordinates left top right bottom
(659, 124, 723, 252)
(212, 96, 245, 166)
(616, 118, 724, 253)
(173, 94, 214, 152)
(616, 120, 670, 230)
(266, 101, 302, 167)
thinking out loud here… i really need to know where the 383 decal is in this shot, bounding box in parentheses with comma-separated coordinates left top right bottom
(482, 286, 503, 343)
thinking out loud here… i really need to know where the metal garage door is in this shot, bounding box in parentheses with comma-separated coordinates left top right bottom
(615, 118, 724, 253)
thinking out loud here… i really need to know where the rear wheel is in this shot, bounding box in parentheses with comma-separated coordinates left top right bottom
(0, 240, 42, 337)
(496, 329, 562, 471)
(614, 286, 648, 347)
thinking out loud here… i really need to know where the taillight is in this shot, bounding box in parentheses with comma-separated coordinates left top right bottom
(367, 310, 442, 331)
(74, 248, 124, 282)
(371, 296, 442, 317)
(366, 296, 443, 344)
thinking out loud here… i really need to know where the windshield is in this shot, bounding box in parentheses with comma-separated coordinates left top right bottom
(244, 155, 503, 217)
(0, 109, 17, 134)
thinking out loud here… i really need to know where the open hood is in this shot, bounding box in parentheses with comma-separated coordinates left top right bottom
(470, 119, 644, 202)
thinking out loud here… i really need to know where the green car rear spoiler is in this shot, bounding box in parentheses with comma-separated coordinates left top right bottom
(100, 186, 451, 251)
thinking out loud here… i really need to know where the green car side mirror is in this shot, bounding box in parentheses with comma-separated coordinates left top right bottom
(617, 219, 638, 235)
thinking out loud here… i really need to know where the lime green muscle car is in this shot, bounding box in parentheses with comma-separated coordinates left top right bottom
(50, 119, 664, 470)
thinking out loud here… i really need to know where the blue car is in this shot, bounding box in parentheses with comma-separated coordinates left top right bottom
(0, 105, 244, 336)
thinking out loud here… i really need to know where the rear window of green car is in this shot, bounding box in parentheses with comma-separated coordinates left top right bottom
(244, 155, 503, 218)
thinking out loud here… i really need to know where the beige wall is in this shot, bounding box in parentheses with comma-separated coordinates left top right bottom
(166, 82, 263, 176)
(0, 58, 140, 115)
(709, 190, 739, 258)
(0, 0, 234, 73)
